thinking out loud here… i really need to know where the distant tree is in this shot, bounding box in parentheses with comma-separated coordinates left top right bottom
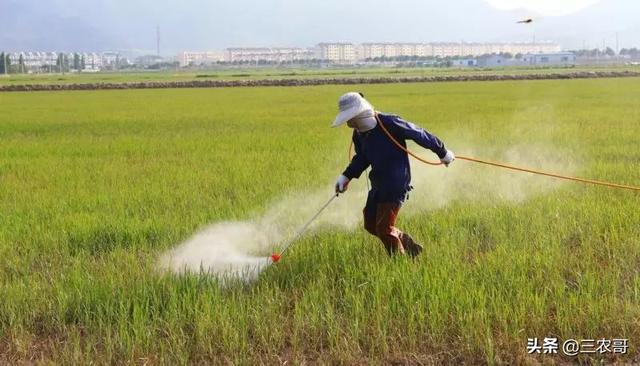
(56, 53, 63, 72)
(55, 53, 71, 73)
(80, 55, 86, 70)
(0, 52, 4, 74)
(575, 48, 597, 57)
(605, 47, 616, 57)
(5, 53, 11, 74)
(73, 53, 81, 70)
(18, 53, 25, 73)
(589, 48, 603, 57)
(620, 48, 639, 58)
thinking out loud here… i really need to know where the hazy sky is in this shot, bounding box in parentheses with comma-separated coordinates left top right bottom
(2, 0, 638, 54)
(484, 0, 601, 16)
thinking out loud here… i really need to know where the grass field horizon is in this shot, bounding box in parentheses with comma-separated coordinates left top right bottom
(0, 64, 638, 87)
(1, 77, 639, 364)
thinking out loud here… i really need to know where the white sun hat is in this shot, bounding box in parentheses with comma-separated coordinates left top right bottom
(331, 92, 374, 127)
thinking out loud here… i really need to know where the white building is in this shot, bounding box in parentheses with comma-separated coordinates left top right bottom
(5, 51, 129, 71)
(361, 43, 427, 59)
(452, 58, 478, 67)
(477, 52, 576, 67)
(358, 42, 561, 60)
(82, 53, 103, 70)
(224, 48, 314, 63)
(135, 55, 164, 67)
(8, 52, 57, 70)
(101, 52, 121, 69)
(270, 48, 315, 62)
(476, 55, 512, 67)
(26, 52, 57, 68)
(520, 52, 576, 66)
(316, 43, 356, 63)
(226, 48, 270, 62)
(179, 51, 224, 67)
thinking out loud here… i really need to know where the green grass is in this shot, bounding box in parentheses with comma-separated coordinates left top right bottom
(1, 78, 639, 364)
(0, 64, 638, 86)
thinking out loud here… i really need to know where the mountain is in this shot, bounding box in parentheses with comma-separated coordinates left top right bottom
(0, 0, 123, 52)
(0, 0, 638, 54)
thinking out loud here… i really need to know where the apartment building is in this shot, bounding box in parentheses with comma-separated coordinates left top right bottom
(316, 43, 356, 63)
(224, 48, 314, 63)
(100, 52, 121, 69)
(359, 42, 561, 59)
(5, 51, 125, 71)
(8, 52, 58, 68)
(81, 53, 103, 70)
(179, 51, 224, 67)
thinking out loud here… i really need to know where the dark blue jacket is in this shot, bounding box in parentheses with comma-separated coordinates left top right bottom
(342, 113, 448, 202)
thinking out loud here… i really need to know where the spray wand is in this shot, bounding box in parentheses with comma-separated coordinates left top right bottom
(269, 193, 339, 263)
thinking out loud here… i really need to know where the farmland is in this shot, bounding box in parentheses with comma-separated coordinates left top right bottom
(1, 77, 639, 364)
(0, 64, 638, 87)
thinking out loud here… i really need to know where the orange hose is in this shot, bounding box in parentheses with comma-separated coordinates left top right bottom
(344, 114, 640, 192)
(453, 155, 640, 191)
(375, 114, 443, 166)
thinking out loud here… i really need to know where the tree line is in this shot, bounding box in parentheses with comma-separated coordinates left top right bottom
(569, 48, 640, 58)
(0, 52, 89, 74)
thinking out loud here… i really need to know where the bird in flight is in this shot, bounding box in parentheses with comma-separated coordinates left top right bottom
(517, 18, 533, 24)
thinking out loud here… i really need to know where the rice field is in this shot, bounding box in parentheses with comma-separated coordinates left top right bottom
(0, 64, 638, 86)
(1, 77, 639, 364)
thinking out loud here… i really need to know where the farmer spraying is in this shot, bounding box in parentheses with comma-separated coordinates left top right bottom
(333, 92, 455, 258)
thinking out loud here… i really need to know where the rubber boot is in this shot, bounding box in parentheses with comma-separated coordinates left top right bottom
(400, 233, 423, 258)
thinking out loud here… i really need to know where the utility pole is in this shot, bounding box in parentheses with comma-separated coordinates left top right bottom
(156, 26, 161, 57)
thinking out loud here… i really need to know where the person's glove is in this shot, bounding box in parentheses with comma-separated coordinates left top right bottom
(440, 149, 455, 167)
(335, 174, 350, 193)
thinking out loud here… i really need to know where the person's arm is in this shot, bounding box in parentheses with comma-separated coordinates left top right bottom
(390, 115, 455, 166)
(391, 116, 448, 159)
(336, 132, 370, 193)
(342, 132, 370, 179)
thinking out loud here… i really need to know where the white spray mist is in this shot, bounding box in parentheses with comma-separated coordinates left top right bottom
(157, 141, 576, 283)
(159, 100, 578, 282)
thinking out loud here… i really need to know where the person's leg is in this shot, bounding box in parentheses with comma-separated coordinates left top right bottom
(364, 190, 422, 257)
(363, 189, 378, 236)
(375, 202, 405, 256)
(400, 232, 423, 258)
